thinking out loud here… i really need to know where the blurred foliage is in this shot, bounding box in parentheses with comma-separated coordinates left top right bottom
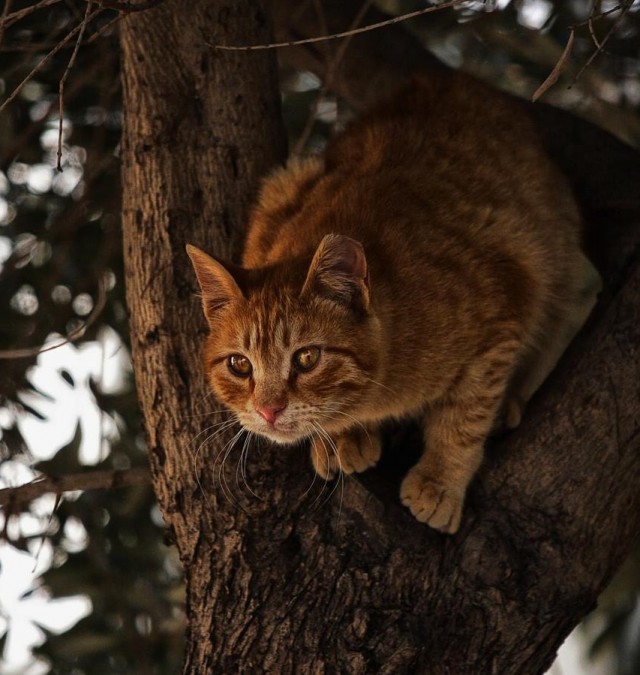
(0, 0, 638, 672)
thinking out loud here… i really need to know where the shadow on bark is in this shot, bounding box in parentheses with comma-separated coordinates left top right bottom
(121, 1, 640, 672)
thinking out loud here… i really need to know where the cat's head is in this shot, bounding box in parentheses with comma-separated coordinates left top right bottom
(187, 234, 382, 445)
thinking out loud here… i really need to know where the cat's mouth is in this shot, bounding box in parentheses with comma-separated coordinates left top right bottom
(240, 411, 349, 446)
(241, 418, 309, 445)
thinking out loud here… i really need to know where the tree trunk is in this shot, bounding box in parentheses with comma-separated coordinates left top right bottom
(120, 1, 287, 670)
(122, 1, 640, 673)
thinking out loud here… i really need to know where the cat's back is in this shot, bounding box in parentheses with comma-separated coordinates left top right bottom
(325, 72, 579, 236)
(244, 72, 581, 272)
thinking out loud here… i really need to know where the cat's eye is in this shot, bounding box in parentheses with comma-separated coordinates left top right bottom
(292, 346, 321, 372)
(228, 354, 252, 378)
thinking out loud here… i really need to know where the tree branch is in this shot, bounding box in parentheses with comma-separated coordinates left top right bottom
(93, 0, 166, 11)
(56, 0, 93, 171)
(0, 5, 104, 115)
(0, 274, 108, 360)
(210, 0, 467, 51)
(0, 466, 151, 508)
(120, 0, 640, 672)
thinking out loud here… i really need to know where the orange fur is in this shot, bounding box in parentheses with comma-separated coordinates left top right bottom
(188, 72, 600, 533)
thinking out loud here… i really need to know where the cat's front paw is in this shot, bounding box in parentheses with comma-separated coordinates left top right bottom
(400, 469, 464, 534)
(310, 427, 381, 479)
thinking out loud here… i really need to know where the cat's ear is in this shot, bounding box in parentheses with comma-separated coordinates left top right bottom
(302, 234, 370, 311)
(186, 244, 243, 322)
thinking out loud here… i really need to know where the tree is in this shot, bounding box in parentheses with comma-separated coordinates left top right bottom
(119, 0, 640, 672)
(2, 0, 640, 672)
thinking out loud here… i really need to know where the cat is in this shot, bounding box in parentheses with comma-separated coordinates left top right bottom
(187, 72, 601, 534)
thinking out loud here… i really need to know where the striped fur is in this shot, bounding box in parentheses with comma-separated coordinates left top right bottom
(188, 72, 601, 533)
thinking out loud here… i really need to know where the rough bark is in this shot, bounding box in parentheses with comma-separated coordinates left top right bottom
(121, 1, 640, 673)
(120, 1, 287, 670)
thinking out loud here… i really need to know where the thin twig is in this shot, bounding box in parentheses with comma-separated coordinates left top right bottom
(291, 0, 332, 155)
(31, 492, 61, 571)
(311, 0, 330, 42)
(0, 57, 104, 170)
(587, 0, 603, 50)
(0, 0, 60, 30)
(293, 0, 373, 155)
(0, 0, 164, 24)
(0, 6, 103, 115)
(0, 467, 152, 508)
(532, 28, 575, 102)
(93, 0, 165, 11)
(573, 3, 630, 28)
(85, 10, 121, 44)
(3, 26, 118, 179)
(0, 274, 108, 360)
(532, 0, 633, 101)
(210, 0, 469, 51)
(571, 0, 635, 88)
(57, 1, 93, 171)
(0, 0, 15, 51)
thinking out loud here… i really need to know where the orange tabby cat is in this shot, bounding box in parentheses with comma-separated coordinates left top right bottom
(187, 73, 600, 533)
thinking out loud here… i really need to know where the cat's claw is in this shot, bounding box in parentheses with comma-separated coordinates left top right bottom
(310, 428, 381, 480)
(503, 396, 525, 430)
(400, 469, 464, 534)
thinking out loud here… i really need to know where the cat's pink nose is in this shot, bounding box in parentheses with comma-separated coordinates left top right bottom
(256, 404, 286, 425)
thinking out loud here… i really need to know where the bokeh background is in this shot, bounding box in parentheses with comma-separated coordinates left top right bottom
(0, 1, 638, 673)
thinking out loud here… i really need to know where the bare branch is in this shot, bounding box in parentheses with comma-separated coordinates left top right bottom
(0, 467, 152, 508)
(571, 0, 635, 87)
(85, 10, 122, 43)
(573, 2, 630, 28)
(210, 0, 470, 51)
(0, 0, 15, 51)
(57, 1, 93, 171)
(0, 6, 104, 115)
(533, 1, 635, 100)
(0, 0, 61, 30)
(0, 274, 108, 360)
(532, 28, 575, 102)
(93, 0, 165, 11)
(293, 0, 373, 155)
(0, 57, 106, 170)
(587, 0, 603, 50)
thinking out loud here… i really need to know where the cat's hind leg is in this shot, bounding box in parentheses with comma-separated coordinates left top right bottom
(310, 425, 381, 480)
(503, 253, 602, 429)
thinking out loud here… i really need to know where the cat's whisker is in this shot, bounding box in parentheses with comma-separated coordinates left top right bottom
(363, 376, 396, 395)
(189, 420, 238, 487)
(300, 423, 322, 501)
(185, 417, 238, 451)
(182, 408, 234, 420)
(220, 429, 247, 508)
(235, 431, 249, 497)
(183, 389, 225, 416)
(322, 425, 345, 519)
(191, 420, 238, 502)
(315, 405, 367, 431)
(311, 422, 344, 515)
(243, 432, 263, 501)
(307, 422, 332, 510)
(214, 428, 246, 511)
(239, 432, 264, 502)
(314, 405, 374, 452)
